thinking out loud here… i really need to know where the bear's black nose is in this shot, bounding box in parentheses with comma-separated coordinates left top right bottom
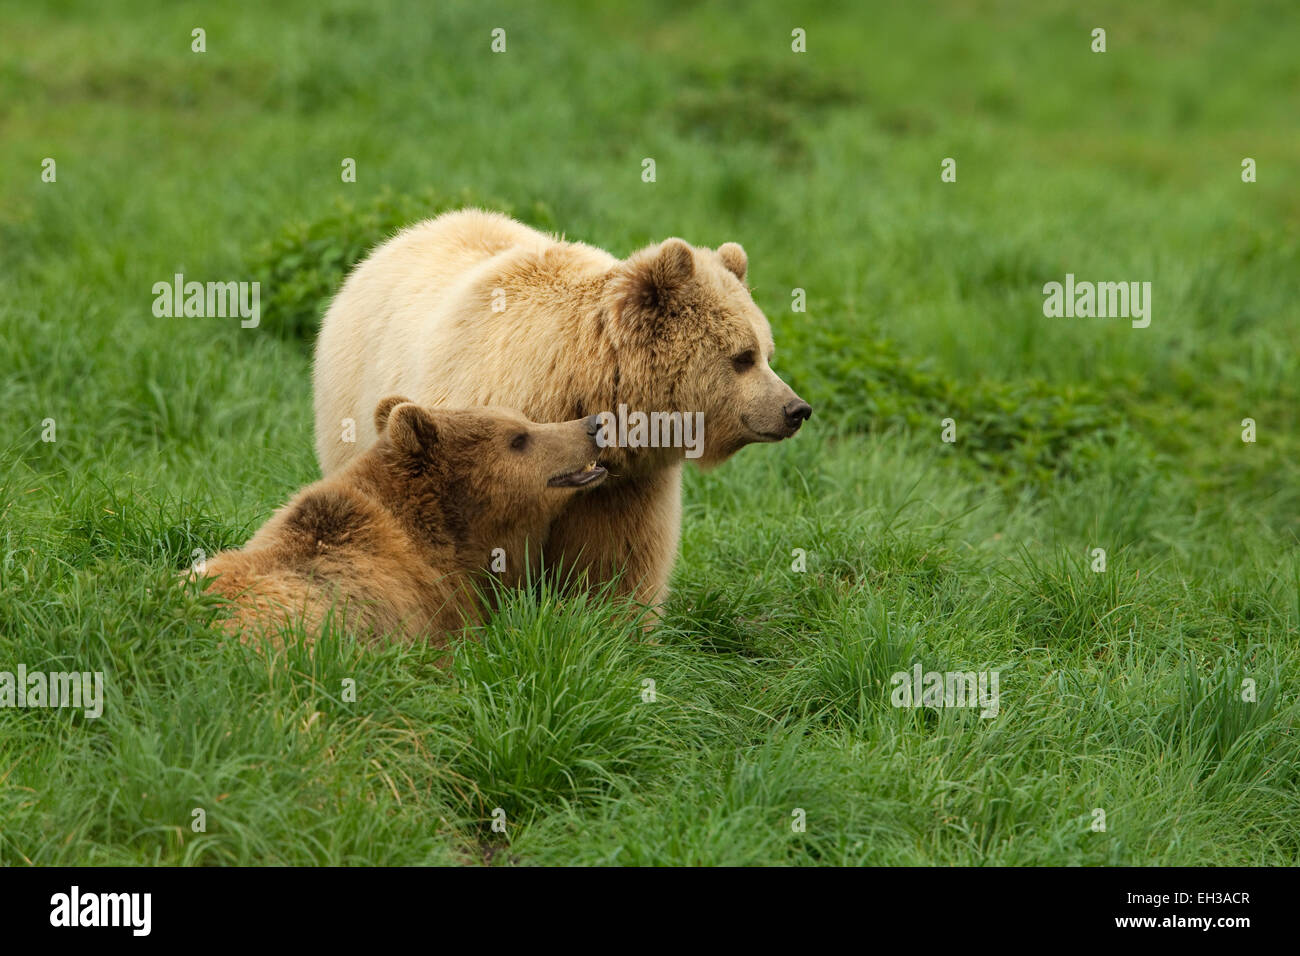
(784, 399, 812, 430)
(584, 414, 603, 437)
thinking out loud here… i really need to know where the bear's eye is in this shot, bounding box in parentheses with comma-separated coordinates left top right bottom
(731, 350, 756, 373)
(510, 432, 529, 451)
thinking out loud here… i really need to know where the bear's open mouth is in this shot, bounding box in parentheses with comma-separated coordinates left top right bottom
(548, 461, 607, 488)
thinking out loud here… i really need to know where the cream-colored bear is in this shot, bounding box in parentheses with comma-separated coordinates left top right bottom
(313, 210, 810, 611)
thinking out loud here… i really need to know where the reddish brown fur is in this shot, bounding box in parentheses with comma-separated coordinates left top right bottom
(195, 399, 606, 645)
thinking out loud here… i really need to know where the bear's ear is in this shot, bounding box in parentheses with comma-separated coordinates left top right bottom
(622, 238, 696, 310)
(386, 403, 439, 456)
(374, 395, 414, 435)
(718, 242, 747, 282)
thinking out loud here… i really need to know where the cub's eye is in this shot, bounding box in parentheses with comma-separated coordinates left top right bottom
(510, 432, 529, 451)
(731, 350, 756, 372)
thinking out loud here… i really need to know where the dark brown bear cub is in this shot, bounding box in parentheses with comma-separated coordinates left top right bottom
(196, 397, 607, 644)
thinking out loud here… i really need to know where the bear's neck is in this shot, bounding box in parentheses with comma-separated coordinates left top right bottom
(560, 284, 682, 479)
(346, 456, 471, 562)
(348, 456, 552, 585)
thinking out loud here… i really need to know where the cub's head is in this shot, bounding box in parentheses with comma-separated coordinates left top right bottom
(606, 238, 811, 467)
(371, 397, 606, 547)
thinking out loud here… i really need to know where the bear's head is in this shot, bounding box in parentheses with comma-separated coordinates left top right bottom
(605, 238, 811, 468)
(369, 397, 606, 556)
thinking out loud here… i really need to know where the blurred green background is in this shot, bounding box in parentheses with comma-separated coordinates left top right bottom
(0, 1, 1296, 865)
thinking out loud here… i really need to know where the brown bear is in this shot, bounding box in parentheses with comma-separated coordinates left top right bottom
(196, 397, 607, 644)
(312, 210, 810, 612)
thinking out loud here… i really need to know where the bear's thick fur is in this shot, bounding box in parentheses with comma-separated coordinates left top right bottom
(313, 210, 810, 610)
(199, 397, 606, 643)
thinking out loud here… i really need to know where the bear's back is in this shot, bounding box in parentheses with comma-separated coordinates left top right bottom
(203, 479, 467, 644)
(315, 210, 617, 470)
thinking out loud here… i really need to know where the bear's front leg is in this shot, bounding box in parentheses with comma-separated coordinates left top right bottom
(542, 464, 682, 618)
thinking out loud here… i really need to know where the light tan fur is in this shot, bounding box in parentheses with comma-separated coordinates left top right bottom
(313, 210, 809, 611)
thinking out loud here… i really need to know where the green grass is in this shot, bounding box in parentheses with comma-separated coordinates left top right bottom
(0, 0, 1297, 865)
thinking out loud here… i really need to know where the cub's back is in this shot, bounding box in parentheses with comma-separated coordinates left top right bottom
(200, 483, 462, 644)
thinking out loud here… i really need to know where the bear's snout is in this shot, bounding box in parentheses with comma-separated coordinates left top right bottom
(783, 398, 813, 432)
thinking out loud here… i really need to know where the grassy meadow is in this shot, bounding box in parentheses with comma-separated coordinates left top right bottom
(0, 0, 1297, 864)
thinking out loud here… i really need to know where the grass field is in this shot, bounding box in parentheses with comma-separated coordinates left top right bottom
(1, 0, 1297, 865)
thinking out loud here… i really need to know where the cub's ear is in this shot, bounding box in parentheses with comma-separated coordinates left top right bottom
(718, 242, 747, 282)
(374, 395, 414, 434)
(621, 238, 696, 310)
(386, 403, 439, 456)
